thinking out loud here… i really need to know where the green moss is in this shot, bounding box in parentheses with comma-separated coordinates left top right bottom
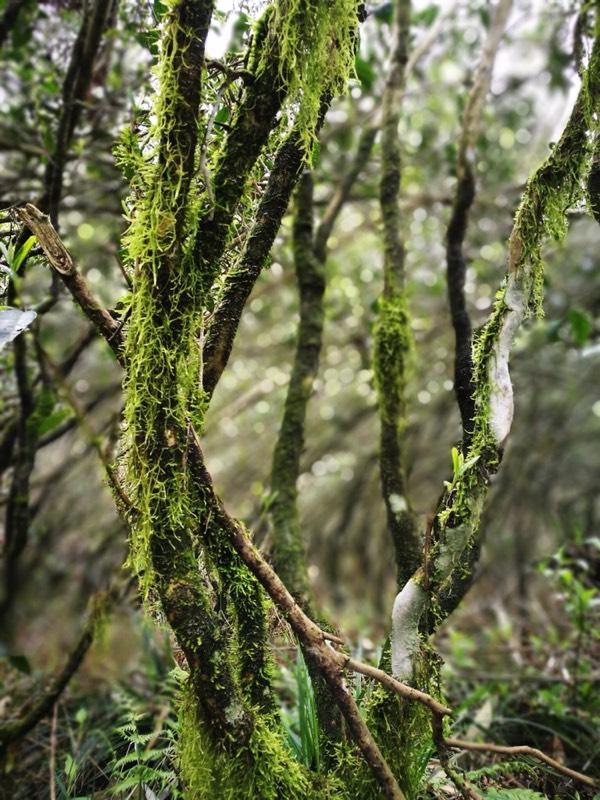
(508, 37, 600, 317)
(255, 0, 359, 157)
(118, 3, 208, 597)
(372, 296, 412, 426)
(178, 680, 317, 800)
(341, 644, 441, 800)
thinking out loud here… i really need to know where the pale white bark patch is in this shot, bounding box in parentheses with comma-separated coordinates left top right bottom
(389, 493, 408, 515)
(435, 522, 471, 579)
(391, 579, 428, 680)
(487, 275, 525, 446)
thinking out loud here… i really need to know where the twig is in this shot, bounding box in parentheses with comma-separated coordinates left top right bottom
(343, 656, 451, 717)
(445, 738, 599, 789)
(432, 715, 483, 800)
(38, 345, 131, 511)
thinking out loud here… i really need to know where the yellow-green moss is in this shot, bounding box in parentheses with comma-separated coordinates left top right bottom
(372, 296, 412, 426)
(118, 2, 208, 596)
(178, 679, 317, 800)
(256, 0, 359, 157)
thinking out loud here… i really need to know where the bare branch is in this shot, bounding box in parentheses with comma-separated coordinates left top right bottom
(445, 738, 599, 789)
(14, 204, 124, 363)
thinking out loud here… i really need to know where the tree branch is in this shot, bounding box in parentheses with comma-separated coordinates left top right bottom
(375, 0, 421, 588)
(201, 93, 333, 398)
(14, 204, 124, 362)
(0, 580, 125, 753)
(270, 172, 324, 604)
(0, 0, 29, 49)
(192, 33, 285, 295)
(445, 738, 599, 789)
(446, 0, 513, 442)
(201, 125, 307, 397)
(42, 0, 116, 225)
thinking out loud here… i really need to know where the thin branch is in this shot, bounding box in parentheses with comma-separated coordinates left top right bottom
(314, 5, 450, 263)
(269, 171, 344, 745)
(314, 122, 378, 262)
(42, 0, 116, 225)
(375, 0, 421, 587)
(446, 0, 513, 441)
(432, 715, 484, 800)
(202, 97, 331, 397)
(0, 581, 125, 753)
(445, 738, 599, 789)
(14, 204, 124, 363)
(270, 172, 324, 605)
(0, 333, 36, 628)
(38, 347, 131, 510)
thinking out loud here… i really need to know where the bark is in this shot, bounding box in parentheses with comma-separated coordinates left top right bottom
(0, 0, 28, 48)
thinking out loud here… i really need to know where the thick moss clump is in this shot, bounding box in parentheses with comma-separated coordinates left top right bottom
(178, 680, 318, 800)
(256, 0, 359, 156)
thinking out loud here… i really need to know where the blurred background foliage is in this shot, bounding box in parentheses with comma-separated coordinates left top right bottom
(0, 0, 599, 797)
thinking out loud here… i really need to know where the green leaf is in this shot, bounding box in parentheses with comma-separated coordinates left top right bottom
(355, 55, 375, 90)
(8, 654, 31, 674)
(12, 235, 36, 272)
(153, 0, 168, 21)
(567, 307, 593, 346)
(414, 4, 439, 27)
(451, 446, 460, 477)
(36, 407, 71, 437)
(459, 454, 480, 476)
(372, 2, 393, 24)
